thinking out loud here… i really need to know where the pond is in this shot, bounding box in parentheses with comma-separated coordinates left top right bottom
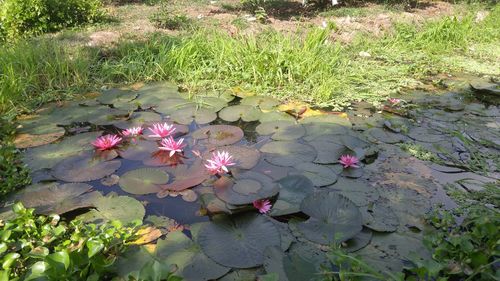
(2, 80, 499, 280)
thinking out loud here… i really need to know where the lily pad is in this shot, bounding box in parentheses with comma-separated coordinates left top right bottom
(407, 127, 444, 143)
(17, 116, 66, 135)
(5, 182, 96, 215)
(158, 160, 210, 193)
(53, 153, 121, 182)
(300, 115, 352, 127)
(118, 141, 159, 161)
(366, 128, 405, 144)
(263, 246, 325, 281)
(268, 218, 294, 251)
(114, 112, 162, 130)
(14, 131, 65, 149)
(291, 163, 338, 187)
(218, 105, 261, 122)
(269, 175, 314, 216)
(119, 168, 169, 195)
(170, 106, 217, 125)
(302, 123, 348, 142)
(97, 88, 137, 105)
(307, 139, 348, 165)
(215, 171, 279, 205)
(198, 213, 281, 268)
(156, 231, 230, 280)
(256, 121, 305, 141)
(115, 246, 172, 281)
(203, 146, 260, 170)
(296, 191, 363, 244)
(259, 111, 295, 122)
(344, 227, 372, 253)
(192, 125, 244, 146)
(196, 97, 228, 112)
(260, 141, 316, 167)
(155, 98, 195, 115)
(327, 178, 380, 207)
(342, 166, 364, 178)
(77, 194, 145, 224)
(241, 96, 279, 110)
(360, 201, 399, 232)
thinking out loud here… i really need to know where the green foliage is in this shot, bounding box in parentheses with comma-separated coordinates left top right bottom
(149, 0, 193, 30)
(0, 0, 104, 41)
(0, 203, 141, 280)
(0, 116, 30, 199)
(406, 207, 500, 280)
(398, 143, 442, 163)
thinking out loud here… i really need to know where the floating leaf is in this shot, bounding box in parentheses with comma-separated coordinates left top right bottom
(158, 160, 210, 193)
(407, 127, 445, 143)
(292, 163, 338, 187)
(131, 227, 162, 245)
(218, 105, 261, 122)
(270, 175, 314, 217)
(14, 131, 65, 149)
(97, 88, 137, 105)
(263, 246, 325, 281)
(259, 111, 295, 122)
(360, 201, 399, 232)
(115, 246, 173, 280)
(297, 191, 363, 244)
(342, 166, 364, 179)
(240, 96, 280, 110)
(170, 106, 217, 125)
(198, 213, 281, 268)
(343, 227, 372, 253)
(119, 141, 159, 161)
(192, 125, 244, 146)
(260, 141, 316, 167)
(307, 139, 347, 164)
(119, 168, 169, 195)
(203, 146, 260, 170)
(366, 128, 405, 144)
(300, 115, 351, 127)
(77, 194, 145, 224)
(156, 231, 230, 280)
(328, 178, 380, 207)
(53, 153, 121, 182)
(256, 121, 305, 141)
(215, 171, 278, 205)
(101, 174, 120, 186)
(197, 97, 228, 112)
(114, 112, 162, 130)
(143, 150, 184, 167)
(154, 98, 195, 115)
(180, 190, 198, 202)
(302, 123, 349, 142)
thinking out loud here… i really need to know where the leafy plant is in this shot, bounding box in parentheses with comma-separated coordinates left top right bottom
(149, 0, 193, 30)
(0, 0, 105, 41)
(398, 142, 443, 163)
(0, 203, 141, 280)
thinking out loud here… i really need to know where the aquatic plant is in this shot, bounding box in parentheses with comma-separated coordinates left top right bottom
(122, 126, 143, 137)
(253, 199, 272, 214)
(339, 155, 359, 169)
(91, 134, 122, 150)
(158, 136, 186, 157)
(148, 122, 176, 138)
(205, 151, 236, 174)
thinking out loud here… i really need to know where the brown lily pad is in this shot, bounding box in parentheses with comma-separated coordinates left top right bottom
(14, 131, 65, 149)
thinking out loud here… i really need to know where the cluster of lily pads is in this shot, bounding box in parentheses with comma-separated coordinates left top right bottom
(6, 80, 498, 280)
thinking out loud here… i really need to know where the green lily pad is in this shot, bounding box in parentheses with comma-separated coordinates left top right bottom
(158, 160, 210, 193)
(260, 141, 316, 167)
(407, 127, 445, 143)
(360, 201, 399, 232)
(17, 117, 66, 136)
(300, 115, 352, 127)
(366, 128, 405, 144)
(156, 231, 230, 280)
(291, 163, 338, 187)
(86, 107, 129, 126)
(263, 246, 326, 281)
(327, 178, 380, 207)
(98, 88, 137, 105)
(170, 106, 217, 125)
(259, 111, 295, 122)
(307, 138, 354, 165)
(134, 83, 182, 108)
(268, 218, 294, 251)
(269, 175, 314, 216)
(196, 97, 228, 112)
(192, 125, 244, 146)
(14, 131, 65, 149)
(114, 112, 162, 130)
(5, 182, 97, 215)
(302, 123, 348, 142)
(22, 132, 101, 171)
(118, 141, 159, 161)
(218, 105, 262, 122)
(198, 213, 281, 268)
(203, 146, 261, 170)
(53, 153, 121, 182)
(154, 98, 195, 115)
(77, 194, 145, 224)
(240, 96, 280, 110)
(119, 168, 169, 195)
(297, 191, 363, 244)
(343, 227, 372, 253)
(115, 246, 173, 281)
(342, 166, 364, 179)
(215, 171, 279, 205)
(256, 121, 305, 141)
(218, 268, 266, 281)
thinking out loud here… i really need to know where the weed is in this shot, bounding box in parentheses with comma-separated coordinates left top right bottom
(398, 143, 443, 163)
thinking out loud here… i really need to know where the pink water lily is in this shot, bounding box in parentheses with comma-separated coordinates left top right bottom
(205, 151, 236, 174)
(122, 126, 143, 137)
(158, 136, 186, 157)
(388, 98, 401, 105)
(339, 155, 359, 169)
(253, 199, 272, 214)
(92, 134, 122, 151)
(148, 123, 176, 138)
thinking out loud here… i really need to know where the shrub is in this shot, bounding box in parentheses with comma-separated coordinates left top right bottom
(0, 0, 104, 41)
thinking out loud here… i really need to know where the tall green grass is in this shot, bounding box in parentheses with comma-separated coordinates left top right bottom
(0, 5, 499, 114)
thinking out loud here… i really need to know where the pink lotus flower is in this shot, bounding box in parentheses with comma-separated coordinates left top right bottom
(339, 155, 359, 169)
(253, 199, 272, 214)
(388, 98, 401, 105)
(158, 136, 186, 157)
(205, 151, 236, 174)
(148, 123, 176, 138)
(122, 126, 143, 137)
(92, 134, 122, 151)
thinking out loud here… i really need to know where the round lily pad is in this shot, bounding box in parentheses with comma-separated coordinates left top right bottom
(6, 182, 95, 215)
(267, 218, 294, 251)
(114, 112, 162, 130)
(327, 178, 380, 207)
(297, 191, 363, 244)
(259, 111, 295, 122)
(155, 231, 230, 280)
(158, 160, 210, 193)
(360, 201, 399, 232)
(302, 123, 348, 142)
(260, 141, 316, 167)
(154, 98, 194, 115)
(119, 168, 169, 195)
(366, 128, 405, 144)
(215, 171, 278, 205)
(218, 105, 261, 122)
(203, 146, 260, 170)
(343, 227, 372, 253)
(197, 97, 228, 112)
(53, 153, 121, 182)
(14, 131, 65, 149)
(407, 127, 445, 143)
(170, 106, 217, 125)
(77, 194, 145, 224)
(300, 115, 352, 127)
(192, 125, 244, 146)
(118, 141, 158, 161)
(269, 175, 314, 216)
(342, 166, 364, 179)
(198, 213, 281, 268)
(306, 139, 346, 164)
(291, 163, 338, 187)
(263, 246, 326, 281)
(256, 121, 305, 141)
(17, 117, 66, 135)
(97, 88, 137, 105)
(240, 96, 280, 110)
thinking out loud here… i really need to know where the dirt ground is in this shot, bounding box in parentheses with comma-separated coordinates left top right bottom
(83, 0, 462, 46)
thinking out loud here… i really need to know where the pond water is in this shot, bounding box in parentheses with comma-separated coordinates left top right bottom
(3, 79, 499, 280)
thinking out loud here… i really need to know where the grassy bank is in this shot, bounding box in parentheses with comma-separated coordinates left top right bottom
(1, 5, 499, 115)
